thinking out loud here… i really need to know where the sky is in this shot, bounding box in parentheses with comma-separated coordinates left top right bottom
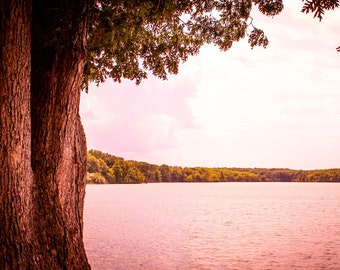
(80, 3, 340, 170)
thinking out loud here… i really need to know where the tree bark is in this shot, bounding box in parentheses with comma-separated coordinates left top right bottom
(1, 0, 91, 268)
(0, 0, 36, 268)
(30, 0, 90, 268)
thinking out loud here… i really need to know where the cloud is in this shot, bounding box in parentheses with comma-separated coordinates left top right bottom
(80, 65, 201, 161)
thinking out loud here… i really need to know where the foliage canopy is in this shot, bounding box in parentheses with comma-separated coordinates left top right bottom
(84, 0, 281, 90)
(83, 0, 339, 91)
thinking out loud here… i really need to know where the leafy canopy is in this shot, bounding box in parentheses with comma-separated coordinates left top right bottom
(84, 0, 338, 90)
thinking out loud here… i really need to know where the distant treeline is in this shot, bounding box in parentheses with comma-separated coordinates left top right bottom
(87, 149, 340, 184)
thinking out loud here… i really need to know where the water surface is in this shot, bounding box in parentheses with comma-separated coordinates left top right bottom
(84, 183, 340, 269)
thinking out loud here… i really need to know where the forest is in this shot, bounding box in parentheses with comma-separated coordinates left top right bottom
(87, 149, 340, 184)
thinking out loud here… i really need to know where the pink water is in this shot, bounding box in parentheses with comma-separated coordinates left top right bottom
(84, 183, 340, 269)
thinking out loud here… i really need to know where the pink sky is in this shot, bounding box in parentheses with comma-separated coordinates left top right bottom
(80, 4, 340, 170)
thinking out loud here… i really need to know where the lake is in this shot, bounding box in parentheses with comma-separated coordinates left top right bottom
(83, 183, 340, 269)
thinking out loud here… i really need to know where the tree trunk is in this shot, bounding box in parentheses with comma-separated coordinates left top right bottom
(0, 0, 36, 268)
(30, 0, 90, 268)
(0, 0, 90, 268)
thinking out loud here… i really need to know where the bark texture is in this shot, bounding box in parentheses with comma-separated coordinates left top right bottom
(31, 0, 90, 268)
(0, 0, 35, 268)
(1, 0, 91, 268)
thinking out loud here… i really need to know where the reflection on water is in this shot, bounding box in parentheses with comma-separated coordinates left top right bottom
(84, 183, 340, 269)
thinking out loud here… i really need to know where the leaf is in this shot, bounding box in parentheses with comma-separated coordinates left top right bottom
(255, 0, 284, 16)
(301, 0, 339, 21)
(248, 28, 269, 49)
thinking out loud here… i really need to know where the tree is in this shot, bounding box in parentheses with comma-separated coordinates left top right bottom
(87, 152, 100, 173)
(1, 0, 91, 268)
(125, 161, 146, 183)
(1, 0, 338, 269)
(111, 159, 127, 183)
